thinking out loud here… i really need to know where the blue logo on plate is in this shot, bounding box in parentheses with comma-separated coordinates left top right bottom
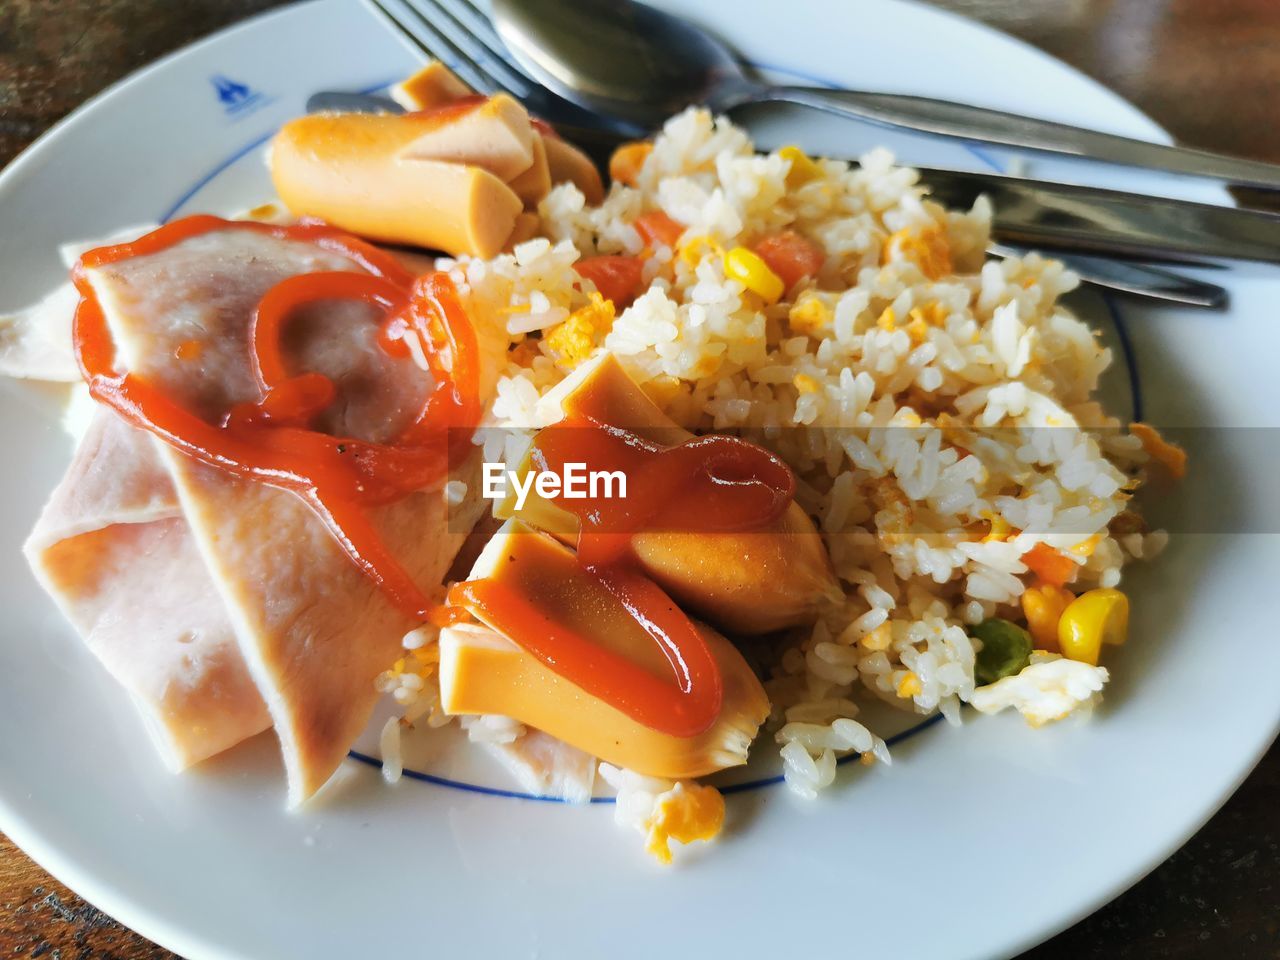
(211, 74, 272, 119)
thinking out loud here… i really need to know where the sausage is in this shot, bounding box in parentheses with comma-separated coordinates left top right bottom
(508, 132, 552, 207)
(400, 93, 536, 182)
(631, 505, 843, 635)
(504, 211, 543, 250)
(390, 61, 473, 111)
(394, 62, 605, 206)
(542, 135, 606, 205)
(502, 354, 841, 635)
(269, 112, 523, 258)
(440, 522, 769, 779)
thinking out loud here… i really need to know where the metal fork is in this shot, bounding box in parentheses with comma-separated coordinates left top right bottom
(367, 0, 644, 140)
(348, 0, 1229, 308)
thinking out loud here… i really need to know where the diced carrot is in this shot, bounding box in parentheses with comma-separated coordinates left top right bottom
(574, 255, 645, 307)
(753, 231, 824, 292)
(609, 141, 653, 186)
(1021, 543, 1077, 587)
(634, 211, 684, 249)
(1020, 581, 1072, 652)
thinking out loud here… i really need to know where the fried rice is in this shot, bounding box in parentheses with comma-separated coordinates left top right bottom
(382, 106, 1168, 813)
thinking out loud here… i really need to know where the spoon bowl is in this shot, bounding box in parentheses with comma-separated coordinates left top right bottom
(490, 0, 749, 128)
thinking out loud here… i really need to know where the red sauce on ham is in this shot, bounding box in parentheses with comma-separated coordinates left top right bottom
(72, 214, 479, 621)
(450, 388, 796, 737)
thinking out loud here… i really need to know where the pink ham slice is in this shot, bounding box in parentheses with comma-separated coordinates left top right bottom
(0, 282, 82, 381)
(81, 227, 492, 805)
(24, 409, 272, 770)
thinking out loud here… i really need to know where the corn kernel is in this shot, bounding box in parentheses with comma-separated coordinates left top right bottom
(877, 306, 897, 332)
(779, 144, 822, 185)
(1058, 588, 1129, 666)
(1021, 581, 1073, 651)
(724, 247, 785, 304)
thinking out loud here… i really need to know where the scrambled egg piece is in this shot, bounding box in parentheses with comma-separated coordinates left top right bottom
(543, 293, 615, 369)
(793, 373, 819, 394)
(882, 223, 953, 280)
(643, 781, 725, 864)
(678, 234, 725, 269)
(788, 290, 831, 334)
(969, 653, 1109, 727)
(601, 764, 726, 864)
(1130, 422, 1188, 479)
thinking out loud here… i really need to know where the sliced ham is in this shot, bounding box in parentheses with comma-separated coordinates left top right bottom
(0, 282, 81, 382)
(0, 224, 159, 383)
(24, 410, 271, 770)
(82, 227, 494, 805)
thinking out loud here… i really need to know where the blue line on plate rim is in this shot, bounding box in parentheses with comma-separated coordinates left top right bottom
(347, 712, 947, 803)
(157, 77, 401, 224)
(157, 58, 1141, 804)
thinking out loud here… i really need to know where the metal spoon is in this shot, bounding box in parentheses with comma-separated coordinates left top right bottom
(489, 0, 1280, 190)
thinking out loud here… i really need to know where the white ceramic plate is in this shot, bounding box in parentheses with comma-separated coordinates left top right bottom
(1, 1, 1277, 958)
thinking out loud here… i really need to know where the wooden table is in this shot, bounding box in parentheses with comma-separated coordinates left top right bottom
(1, 1, 1277, 957)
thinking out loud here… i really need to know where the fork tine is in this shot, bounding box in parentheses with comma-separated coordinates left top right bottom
(364, 0, 508, 97)
(363, 0, 647, 148)
(436, 0, 519, 67)
(411, 0, 538, 96)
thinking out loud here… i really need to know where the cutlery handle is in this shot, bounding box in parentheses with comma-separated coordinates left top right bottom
(988, 244, 1227, 309)
(759, 86, 1280, 190)
(918, 165, 1280, 265)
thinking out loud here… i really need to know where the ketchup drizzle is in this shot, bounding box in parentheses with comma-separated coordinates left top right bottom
(72, 215, 478, 621)
(450, 388, 796, 738)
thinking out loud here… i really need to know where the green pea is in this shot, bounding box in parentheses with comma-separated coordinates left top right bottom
(971, 618, 1033, 686)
